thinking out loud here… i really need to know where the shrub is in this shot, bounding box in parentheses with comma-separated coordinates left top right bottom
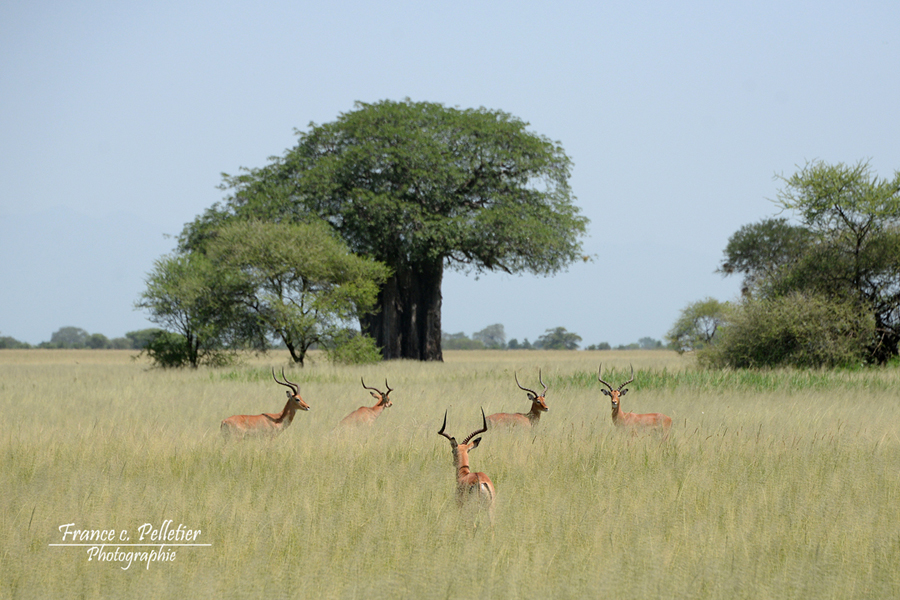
(139, 331, 235, 368)
(324, 331, 383, 365)
(667, 298, 731, 353)
(700, 292, 874, 369)
(141, 331, 192, 368)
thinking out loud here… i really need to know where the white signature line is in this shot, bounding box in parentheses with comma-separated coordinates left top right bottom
(49, 544, 211, 547)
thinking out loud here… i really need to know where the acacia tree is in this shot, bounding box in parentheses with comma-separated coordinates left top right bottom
(770, 160, 900, 362)
(535, 327, 582, 350)
(205, 220, 390, 365)
(716, 160, 900, 364)
(136, 253, 248, 367)
(666, 297, 730, 353)
(49, 327, 90, 348)
(473, 324, 506, 349)
(181, 100, 588, 361)
(717, 218, 813, 296)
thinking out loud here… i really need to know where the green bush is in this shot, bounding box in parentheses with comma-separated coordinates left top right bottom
(141, 331, 192, 368)
(141, 331, 238, 368)
(700, 292, 874, 369)
(324, 330, 383, 365)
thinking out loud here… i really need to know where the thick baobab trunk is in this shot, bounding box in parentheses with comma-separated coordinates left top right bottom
(361, 259, 444, 361)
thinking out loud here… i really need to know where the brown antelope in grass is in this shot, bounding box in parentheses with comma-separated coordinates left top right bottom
(438, 409, 496, 517)
(487, 370, 549, 428)
(598, 365, 671, 436)
(220, 368, 310, 438)
(338, 378, 393, 427)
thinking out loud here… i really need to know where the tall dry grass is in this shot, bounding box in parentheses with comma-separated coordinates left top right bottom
(1, 349, 898, 599)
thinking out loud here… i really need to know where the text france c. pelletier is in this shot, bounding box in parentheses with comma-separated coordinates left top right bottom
(56, 521, 205, 570)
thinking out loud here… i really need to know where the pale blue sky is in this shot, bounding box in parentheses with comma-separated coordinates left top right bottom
(2, 1, 898, 347)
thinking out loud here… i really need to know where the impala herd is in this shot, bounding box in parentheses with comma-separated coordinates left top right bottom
(220, 364, 670, 518)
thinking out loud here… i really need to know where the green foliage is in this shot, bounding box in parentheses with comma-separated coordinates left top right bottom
(135, 253, 247, 368)
(323, 330, 383, 365)
(49, 326, 90, 348)
(138, 219, 389, 368)
(0, 335, 31, 349)
(205, 220, 390, 366)
(141, 330, 236, 368)
(200, 99, 589, 276)
(716, 160, 900, 364)
(35, 327, 132, 349)
(180, 99, 589, 360)
(667, 297, 731, 353)
(718, 217, 813, 294)
(585, 342, 611, 350)
(108, 337, 133, 349)
(85, 333, 109, 349)
(125, 328, 164, 350)
(775, 160, 900, 234)
(2, 329, 133, 350)
(773, 160, 900, 362)
(700, 292, 874, 369)
(535, 326, 581, 350)
(141, 330, 193, 368)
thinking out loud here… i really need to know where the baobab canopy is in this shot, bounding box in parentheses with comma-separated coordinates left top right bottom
(180, 99, 589, 361)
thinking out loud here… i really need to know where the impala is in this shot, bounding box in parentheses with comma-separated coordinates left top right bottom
(438, 409, 496, 516)
(487, 370, 549, 428)
(598, 365, 671, 435)
(220, 368, 310, 438)
(338, 378, 394, 426)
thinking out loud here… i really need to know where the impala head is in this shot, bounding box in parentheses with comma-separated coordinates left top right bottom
(515, 370, 549, 412)
(598, 364, 634, 409)
(361, 377, 393, 408)
(273, 368, 310, 411)
(438, 408, 488, 458)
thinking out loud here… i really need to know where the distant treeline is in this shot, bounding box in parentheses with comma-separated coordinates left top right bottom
(2, 324, 667, 353)
(442, 324, 665, 351)
(0, 327, 161, 350)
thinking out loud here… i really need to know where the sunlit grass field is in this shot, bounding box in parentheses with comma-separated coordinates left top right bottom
(2, 349, 898, 599)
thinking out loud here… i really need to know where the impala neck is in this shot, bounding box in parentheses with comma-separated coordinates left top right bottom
(276, 398, 298, 426)
(611, 402, 624, 424)
(370, 402, 386, 417)
(526, 403, 543, 424)
(454, 448, 472, 478)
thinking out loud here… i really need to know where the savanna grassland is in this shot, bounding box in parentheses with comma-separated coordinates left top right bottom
(1, 350, 898, 599)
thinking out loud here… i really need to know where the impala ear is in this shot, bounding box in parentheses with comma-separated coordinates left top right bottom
(469, 437, 482, 449)
(601, 389, 610, 397)
(620, 388, 628, 396)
